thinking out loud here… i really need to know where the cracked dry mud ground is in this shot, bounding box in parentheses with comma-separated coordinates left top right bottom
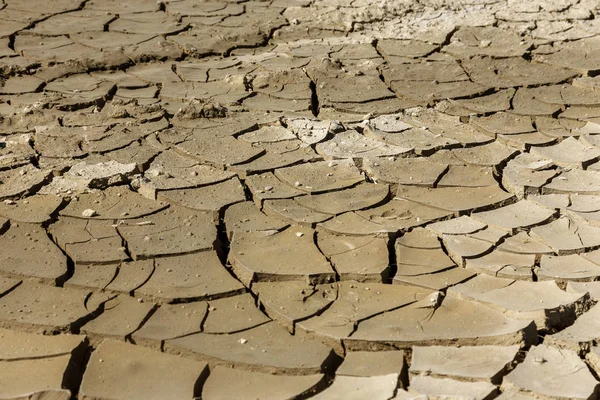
(4, 1, 600, 400)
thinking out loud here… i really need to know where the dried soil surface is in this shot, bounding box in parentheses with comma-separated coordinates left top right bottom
(2, 0, 600, 398)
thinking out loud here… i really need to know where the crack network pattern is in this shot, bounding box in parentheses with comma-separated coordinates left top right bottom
(2, 0, 600, 398)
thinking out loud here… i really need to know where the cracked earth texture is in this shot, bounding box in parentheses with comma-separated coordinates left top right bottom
(2, 0, 600, 399)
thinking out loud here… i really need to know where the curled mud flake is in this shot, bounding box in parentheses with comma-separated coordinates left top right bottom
(164, 321, 337, 374)
(502, 345, 598, 400)
(80, 339, 208, 400)
(229, 226, 335, 285)
(202, 367, 323, 400)
(409, 376, 498, 400)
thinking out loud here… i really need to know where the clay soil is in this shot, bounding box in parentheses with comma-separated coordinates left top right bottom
(2, 0, 600, 399)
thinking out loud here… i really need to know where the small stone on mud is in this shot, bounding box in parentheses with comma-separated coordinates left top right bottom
(81, 209, 98, 217)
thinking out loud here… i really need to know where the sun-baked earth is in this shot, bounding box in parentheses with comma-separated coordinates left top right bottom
(2, 0, 600, 398)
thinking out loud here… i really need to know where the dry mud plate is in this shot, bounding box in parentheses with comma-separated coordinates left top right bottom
(4, 0, 600, 398)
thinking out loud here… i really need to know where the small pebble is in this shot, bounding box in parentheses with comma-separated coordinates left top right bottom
(81, 209, 97, 217)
